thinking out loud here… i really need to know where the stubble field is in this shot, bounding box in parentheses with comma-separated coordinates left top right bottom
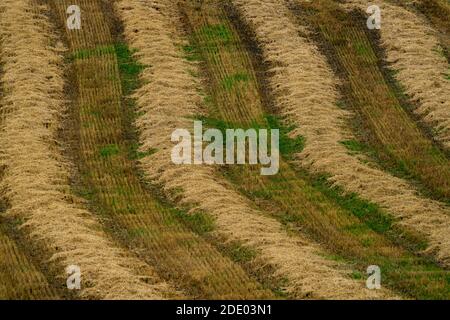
(0, 0, 449, 300)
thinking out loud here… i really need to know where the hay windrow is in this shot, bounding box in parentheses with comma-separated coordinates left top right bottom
(115, 0, 394, 299)
(0, 0, 174, 300)
(345, 0, 450, 149)
(230, 0, 450, 267)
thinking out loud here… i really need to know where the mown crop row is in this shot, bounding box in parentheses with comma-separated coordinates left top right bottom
(403, 0, 450, 58)
(50, 0, 275, 299)
(0, 0, 172, 299)
(0, 0, 448, 300)
(177, 0, 449, 299)
(116, 0, 388, 299)
(344, 0, 450, 169)
(267, 0, 450, 267)
(0, 2, 57, 300)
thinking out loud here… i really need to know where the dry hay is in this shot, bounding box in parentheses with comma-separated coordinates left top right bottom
(0, 0, 175, 299)
(114, 0, 394, 299)
(230, 0, 450, 267)
(345, 0, 450, 149)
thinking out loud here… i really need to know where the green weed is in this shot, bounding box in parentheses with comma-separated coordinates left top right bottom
(221, 72, 249, 90)
(99, 144, 120, 158)
(114, 42, 145, 94)
(70, 45, 116, 60)
(197, 24, 232, 44)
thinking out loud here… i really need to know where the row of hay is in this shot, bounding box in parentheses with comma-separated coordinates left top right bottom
(410, 0, 450, 55)
(114, 0, 392, 299)
(0, 0, 173, 299)
(345, 0, 450, 149)
(230, 0, 450, 267)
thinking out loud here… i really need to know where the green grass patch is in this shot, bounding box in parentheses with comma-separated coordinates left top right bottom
(197, 24, 233, 44)
(99, 144, 120, 158)
(221, 72, 250, 90)
(310, 174, 428, 250)
(341, 139, 369, 153)
(113, 42, 152, 162)
(361, 237, 375, 248)
(195, 114, 304, 160)
(350, 270, 364, 280)
(227, 242, 258, 263)
(114, 42, 145, 94)
(128, 142, 157, 160)
(192, 24, 234, 56)
(172, 209, 215, 236)
(182, 44, 202, 62)
(135, 148, 157, 160)
(70, 45, 116, 60)
(353, 41, 371, 57)
(312, 175, 393, 234)
(265, 115, 305, 159)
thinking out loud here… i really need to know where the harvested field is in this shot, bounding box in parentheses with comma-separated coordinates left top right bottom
(0, 0, 174, 299)
(190, 0, 449, 299)
(49, 0, 270, 299)
(111, 0, 449, 299)
(252, 0, 450, 266)
(0, 223, 58, 299)
(1, 0, 449, 301)
(345, 0, 450, 152)
(116, 0, 393, 300)
(402, 0, 450, 59)
(283, 0, 450, 204)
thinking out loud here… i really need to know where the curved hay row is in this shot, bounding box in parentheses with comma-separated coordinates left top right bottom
(231, 0, 450, 267)
(345, 0, 450, 149)
(0, 0, 174, 299)
(115, 0, 393, 299)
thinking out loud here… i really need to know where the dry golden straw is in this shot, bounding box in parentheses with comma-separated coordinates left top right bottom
(115, 0, 394, 299)
(345, 0, 450, 149)
(231, 0, 450, 267)
(0, 0, 175, 299)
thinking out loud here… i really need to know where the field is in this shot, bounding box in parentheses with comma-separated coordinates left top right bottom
(0, 0, 449, 300)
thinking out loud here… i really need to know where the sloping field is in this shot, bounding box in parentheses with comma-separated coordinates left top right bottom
(0, 224, 58, 299)
(0, 0, 175, 299)
(285, 0, 450, 203)
(248, 0, 450, 266)
(0, 0, 448, 301)
(169, 0, 448, 299)
(344, 0, 450, 151)
(49, 0, 271, 299)
(115, 0, 392, 299)
(98, 2, 446, 298)
(404, 0, 450, 59)
(0, 4, 57, 301)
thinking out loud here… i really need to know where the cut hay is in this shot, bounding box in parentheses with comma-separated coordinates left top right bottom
(231, 0, 450, 267)
(345, 0, 450, 149)
(0, 0, 175, 300)
(115, 0, 394, 299)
